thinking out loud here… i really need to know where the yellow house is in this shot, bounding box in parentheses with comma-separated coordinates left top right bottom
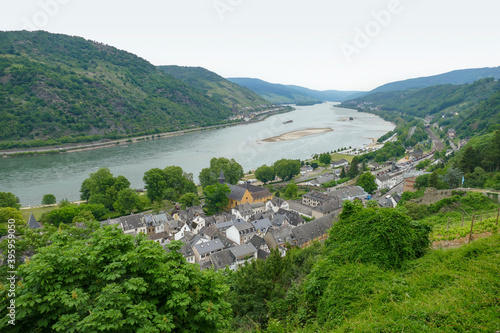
(226, 183, 273, 209)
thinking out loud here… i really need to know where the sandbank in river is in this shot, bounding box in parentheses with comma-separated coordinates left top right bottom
(262, 128, 333, 142)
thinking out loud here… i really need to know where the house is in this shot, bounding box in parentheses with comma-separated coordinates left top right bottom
(190, 215, 207, 234)
(270, 213, 287, 228)
(229, 243, 258, 268)
(27, 213, 42, 229)
(226, 222, 257, 245)
(447, 128, 456, 139)
(368, 162, 381, 171)
(226, 182, 273, 209)
(179, 244, 195, 264)
(403, 170, 428, 192)
(277, 208, 305, 227)
(292, 214, 335, 248)
(331, 159, 349, 168)
(266, 197, 289, 213)
(119, 214, 147, 235)
(175, 205, 204, 223)
(192, 238, 225, 263)
(300, 166, 313, 175)
(302, 191, 331, 207)
(305, 173, 337, 187)
(326, 186, 368, 201)
(174, 223, 192, 241)
(312, 197, 343, 218)
(376, 172, 403, 190)
(250, 218, 273, 236)
(148, 232, 170, 245)
(210, 249, 237, 271)
(264, 226, 294, 251)
(214, 220, 234, 233)
(249, 235, 270, 253)
(231, 202, 267, 221)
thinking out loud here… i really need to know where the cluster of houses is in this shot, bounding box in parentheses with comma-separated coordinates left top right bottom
(100, 197, 335, 271)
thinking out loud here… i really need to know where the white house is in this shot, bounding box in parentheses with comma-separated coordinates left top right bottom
(175, 223, 192, 241)
(226, 222, 257, 245)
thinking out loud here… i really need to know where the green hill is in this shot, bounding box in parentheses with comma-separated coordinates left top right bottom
(227, 77, 361, 104)
(342, 78, 500, 138)
(158, 65, 272, 111)
(0, 31, 233, 149)
(370, 66, 500, 93)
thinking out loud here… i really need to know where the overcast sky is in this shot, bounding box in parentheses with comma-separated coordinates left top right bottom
(1, 0, 499, 91)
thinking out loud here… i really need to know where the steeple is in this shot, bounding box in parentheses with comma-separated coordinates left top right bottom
(218, 169, 225, 184)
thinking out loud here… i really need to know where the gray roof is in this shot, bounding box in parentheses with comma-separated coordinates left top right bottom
(251, 218, 272, 233)
(227, 184, 248, 201)
(376, 173, 393, 182)
(231, 218, 248, 227)
(313, 197, 343, 214)
(292, 214, 334, 246)
(277, 209, 305, 227)
(119, 214, 145, 231)
(215, 221, 234, 231)
(249, 235, 266, 249)
(270, 213, 286, 227)
(193, 238, 225, 256)
(287, 201, 313, 216)
(327, 186, 367, 200)
(210, 249, 235, 270)
(257, 249, 270, 260)
(27, 213, 42, 229)
(179, 244, 195, 258)
(153, 213, 170, 224)
(229, 243, 258, 259)
(235, 222, 256, 234)
(268, 226, 294, 245)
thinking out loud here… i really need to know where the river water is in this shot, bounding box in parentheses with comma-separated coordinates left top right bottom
(0, 103, 394, 206)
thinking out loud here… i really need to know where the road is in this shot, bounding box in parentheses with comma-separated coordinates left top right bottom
(425, 127, 445, 151)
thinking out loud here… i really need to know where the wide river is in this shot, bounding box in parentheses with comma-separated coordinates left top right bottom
(0, 103, 394, 206)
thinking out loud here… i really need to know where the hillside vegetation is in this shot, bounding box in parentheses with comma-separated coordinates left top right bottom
(0, 31, 232, 149)
(158, 66, 271, 111)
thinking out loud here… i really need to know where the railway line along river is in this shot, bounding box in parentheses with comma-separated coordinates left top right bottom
(0, 103, 395, 206)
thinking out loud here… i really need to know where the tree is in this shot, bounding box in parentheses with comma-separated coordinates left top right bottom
(255, 165, 275, 184)
(414, 174, 430, 190)
(429, 170, 439, 188)
(348, 156, 360, 179)
(143, 168, 168, 202)
(459, 145, 479, 173)
(442, 168, 464, 188)
(0, 191, 21, 209)
(80, 168, 132, 210)
(0, 208, 25, 235)
(311, 162, 319, 170)
(319, 153, 332, 165)
(356, 172, 377, 194)
(284, 181, 298, 199)
(179, 193, 201, 210)
(203, 183, 230, 214)
(113, 188, 143, 215)
(340, 167, 347, 179)
(0, 227, 231, 332)
(41, 194, 56, 205)
(199, 157, 244, 188)
(274, 159, 301, 181)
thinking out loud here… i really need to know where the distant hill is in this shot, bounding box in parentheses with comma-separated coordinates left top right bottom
(227, 77, 362, 104)
(370, 66, 500, 94)
(342, 78, 500, 138)
(158, 66, 272, 111)
(0, 31, 233, 148)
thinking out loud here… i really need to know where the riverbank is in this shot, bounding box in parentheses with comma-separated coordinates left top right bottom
(0, 107, 293, 158)
(262, 128, 333, 142)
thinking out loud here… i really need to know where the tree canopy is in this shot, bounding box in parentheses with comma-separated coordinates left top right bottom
(274, 159, 301, 181)
(356, 172, 377, 194)
(0, 191, 21, 210)
(254, 165, 275, 184)
(199, 157, 244, 188)
(203, 183, 230, 215)
(143, 166, 197, 203)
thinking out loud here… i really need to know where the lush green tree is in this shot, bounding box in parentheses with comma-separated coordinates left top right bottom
(143, 168, 168, 202)
(203, 183, 230, 214)
(311, 162, 319, 170)
(326, 201, 431, 269)
(43, 204, 108, 226)
(0, 191, 21, 209)
(0, 207, 25, 235)
(348, 156, 360, 179)
(414, 174, 430, 190)
(459, 145, 479, 173)
(199, 157, 244, 188)
(356, 172, 377, 194)
(415, 159, 431, 170)
(429, 170, 439, 188)
(284, 181, 298, 199)
(179, 193, 201, 210)
(340, 167, 347, 178)
(255, 165, 275, 184)
(0, 227, 231, 332)
(274, 159, 301, 181)
(41, 194, 56, 205)
(319, 153, 332, 165)
(442, 168, 464, 188)
(80, 167, 116, 200)
(113, 188, 143, 214)
(163, 166, 197, 195)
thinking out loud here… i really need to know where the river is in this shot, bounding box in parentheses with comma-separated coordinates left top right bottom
(0, 103, 394, 206)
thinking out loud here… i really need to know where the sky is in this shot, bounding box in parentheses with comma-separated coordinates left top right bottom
(1, 0, 500, 91)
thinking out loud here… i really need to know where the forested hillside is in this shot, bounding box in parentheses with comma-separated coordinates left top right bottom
(342, 78, 500, 138)
(0, 31, 232, 149)
(158, 66, 271, 111)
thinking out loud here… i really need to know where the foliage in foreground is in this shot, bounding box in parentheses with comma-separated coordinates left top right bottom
(0, 225, 231, 332)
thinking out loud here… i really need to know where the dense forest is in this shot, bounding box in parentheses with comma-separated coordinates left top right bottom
(0, 31, 233, 149)
(158, 66, 271, 110)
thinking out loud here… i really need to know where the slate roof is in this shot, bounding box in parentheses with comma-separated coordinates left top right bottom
(249, 235, 266, 249)
(268, 226, 294, 245)
(227, 184, 248, 201)
(251, 218, 272, 234)
(179, 244, 194, 258)
(313, 197, 343, 214)
(277, 209, 305, 227)
(27, 213, 42, 229)
(210, 249, 236, 270)
(292, 214, 334, 247)
(235, 222, 256, 234)
(193, 238, 225, 256)
(327, 186, 367, 200)
(257, 249, 270, 260)
(153, 213, 170, 224)
(229, 243, 258, 259)
(148, 232, 169, 241)
(119, 214, 145, 231)
(287, 201, 313, 217)
(376, 174, 393, 182)
(270, 213, 286, 227)
(214, 221, 234, 232)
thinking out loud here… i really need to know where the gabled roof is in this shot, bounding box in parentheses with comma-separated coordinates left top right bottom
(193, 238, 225, 256)
(227, 184, 249, 202)
(268, 226, 294, 245)
(234, 222, 256, 233)
(327, 186, 367, 200)
(277, 209, 305, 227)
(270, 213, 286, 227)
(179, 244, 195, 258)
(119, 214, 145, 231)
(27, 213, 42, 229)
(257, 249, 270, 260)
(292, 214, 334, 246)
(210, 249, 235, 270)
(251, 218, 272, 233)
(313, 197, 343, 214)
(249, 235, 266, 249)
(229, 243, 258, 259)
